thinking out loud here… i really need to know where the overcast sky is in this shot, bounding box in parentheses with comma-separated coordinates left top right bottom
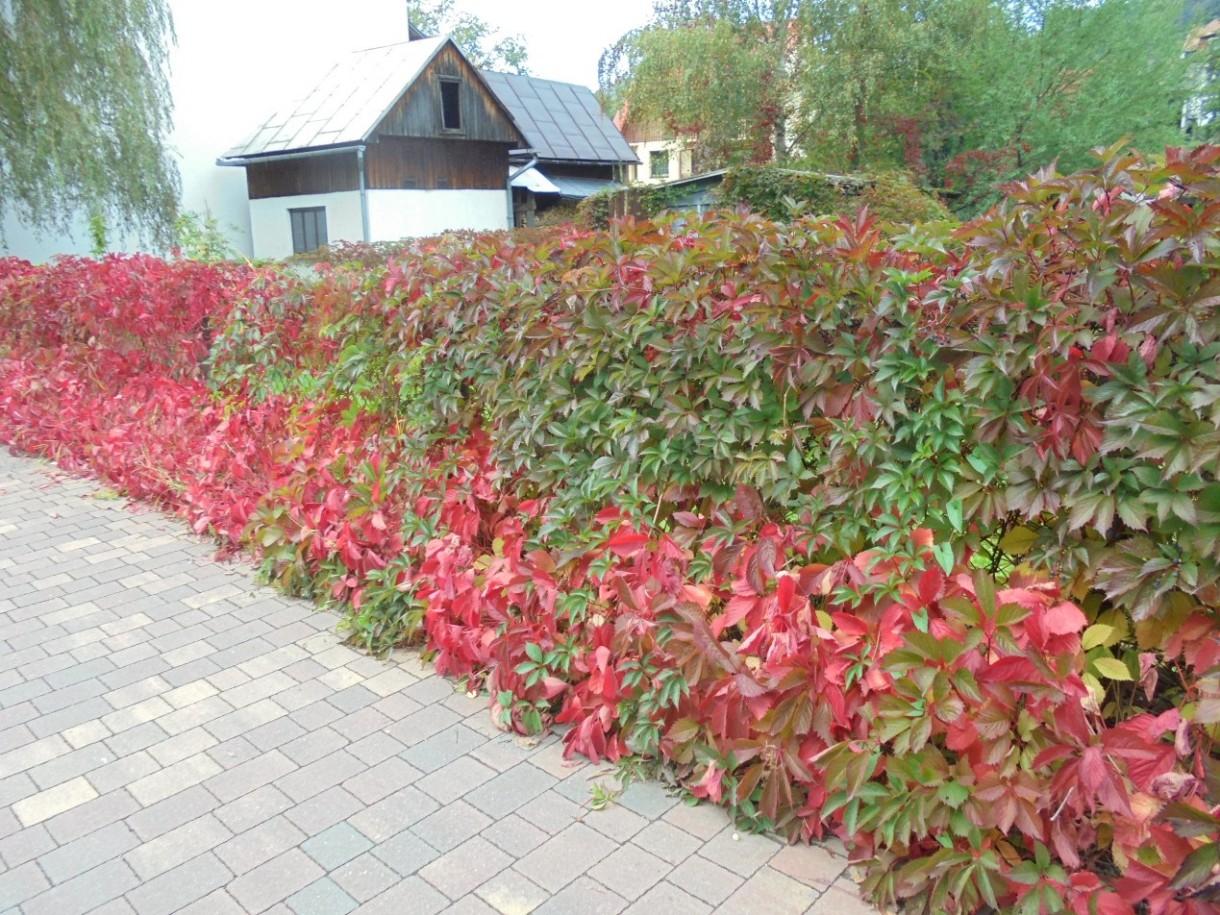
(424, 0, 655, 87)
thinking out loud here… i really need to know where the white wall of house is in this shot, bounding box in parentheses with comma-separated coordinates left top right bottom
(250, 192, 365, 260)
(368, 190, 508, 241)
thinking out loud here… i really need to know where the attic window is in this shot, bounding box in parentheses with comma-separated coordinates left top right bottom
(440, 78, 461, 131)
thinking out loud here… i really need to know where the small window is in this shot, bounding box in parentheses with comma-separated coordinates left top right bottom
(650, 150, 670, 179)
(435, 176, 451, 189)
(402, 177, 418, 189)
(289, 207, 327, 254)
(440, 78, 461, 131)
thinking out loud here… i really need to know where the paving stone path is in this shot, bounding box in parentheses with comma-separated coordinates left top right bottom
(0, 449, 873, 915)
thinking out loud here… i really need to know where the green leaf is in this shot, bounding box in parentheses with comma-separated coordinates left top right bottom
(1091, 656, 1132, 681)
(933, 541, 955, 575)
(936, 781, 970, 809)
(1081, 624, 1114, 651)
(1170, 842, 1220, 890)
(524, 642, 544, 663)
(999, 526, 1037, 556)
(947, 499, 964, 533)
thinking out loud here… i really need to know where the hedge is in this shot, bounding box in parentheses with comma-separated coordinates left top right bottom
(1, 146, 1218, 914)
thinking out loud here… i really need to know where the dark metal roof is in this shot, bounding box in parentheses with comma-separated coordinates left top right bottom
(479, 70, 639, 166)
(220, 39, 639, 169)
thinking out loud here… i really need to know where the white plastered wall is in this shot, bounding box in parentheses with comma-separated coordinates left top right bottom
(249, 191, 364, 260)
(367, 190, 508, 241)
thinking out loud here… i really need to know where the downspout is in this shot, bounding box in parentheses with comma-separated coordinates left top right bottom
(506, 150, 538, 230)
(358, 145, 370, 243)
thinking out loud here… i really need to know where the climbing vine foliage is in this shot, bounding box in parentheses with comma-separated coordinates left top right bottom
(1, 147, 1218, 913)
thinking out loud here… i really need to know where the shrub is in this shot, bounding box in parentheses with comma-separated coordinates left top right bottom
(1, 146, 1217, 914)
(718, 165, 952, 224)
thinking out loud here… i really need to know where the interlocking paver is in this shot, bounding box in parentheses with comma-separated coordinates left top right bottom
(464, 761, 557, 819)
(718, 865, 820, 914)
(588, 841, 672, 901)
(21, 857, 138, 915)
(420, 834, 514, 900)
(483, 813, 549, 858)
(343, 756, 421, 804)
(622, 880, 713, 914)
(124, 813, 232, 880)
(533, 875, 628, 914)
(13, 774, 98, 826)
(126, 785, 217, 841)
(668, 854, 744, 906)
(286, 877, 359, 915)
(216, 813, 307, 875)
(699, 824, 782, 877)
(475, 866, 552, 914)
(284, 785, 365, 836)
(349, 876, 448, 915)
(44, 787, 140, 844)
(301, 821, 374, 870)
(632, 819, 702, 865)
(516, 822, 618, 893)
(40, 819, 141, 882)
(227, 847, 325, 912)
(370, 827, 441, 876)
(214, 782, 296, 834)
(0, 451, 876, 915)
(331, 852, 400, 903)
(0, 822, 55, 868)
(125, 852, 234, 915)
(0, 859, 51, 909)
(411, 798, 492, 853)
(415, 755, 496, 804)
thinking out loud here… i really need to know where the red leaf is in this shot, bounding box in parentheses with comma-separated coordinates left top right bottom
(606, 528, 649, 558)
(1043, 601, 1086, 636)
(735, 484, 765, 522)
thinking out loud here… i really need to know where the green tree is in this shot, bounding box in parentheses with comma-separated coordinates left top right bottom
(605, 0, 1189, 215)
(0, 0, 180, 246)
(943, 0, 1188, 210)
(408, 0, 530, 74)
(601, 1, 804, 167)
(794, 0, 995, 173)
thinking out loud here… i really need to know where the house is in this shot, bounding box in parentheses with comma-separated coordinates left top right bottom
(614, 110, 696, 186)
(219, 36, 637, 257)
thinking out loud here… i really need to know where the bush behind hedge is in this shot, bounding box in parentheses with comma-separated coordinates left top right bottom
(1, 147, 1218, 914)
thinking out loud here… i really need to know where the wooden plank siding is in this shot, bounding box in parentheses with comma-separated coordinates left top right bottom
(375, 44, 523, 145)
(366, 137, 512, 190)
(246, 152, 359, 200)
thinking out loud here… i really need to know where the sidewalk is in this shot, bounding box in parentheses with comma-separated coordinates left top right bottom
(0, 449, 871, 915)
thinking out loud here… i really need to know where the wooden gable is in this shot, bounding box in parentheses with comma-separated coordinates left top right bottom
(374, 43, 523, 145)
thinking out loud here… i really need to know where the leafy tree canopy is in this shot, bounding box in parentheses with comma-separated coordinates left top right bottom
(605, 0, 1190, 215)
(408, 0, 530, 74)
(0, 0, 180, 246)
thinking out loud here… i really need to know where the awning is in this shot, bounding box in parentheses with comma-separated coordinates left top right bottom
(547, 175, 624, 199)
(510, 167, 561, 195)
